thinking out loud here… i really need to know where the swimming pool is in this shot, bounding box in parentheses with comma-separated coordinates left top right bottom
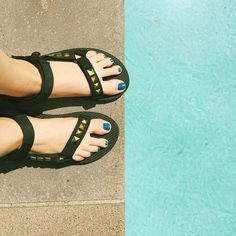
(125, 0, 236, 235)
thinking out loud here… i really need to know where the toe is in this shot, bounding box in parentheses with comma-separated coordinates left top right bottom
(85, 145, 100, 153)
(90, 137, 109, 148)
(101, 65, 122, 77)
(86, 50, 97, 58)
(98, 57, 114, 68)
(75, 50, 97, 59)
(76, 149, 91, 158)
(102, 79, 126, 95)
(89, 119, 111, 134)
(73, 155, 85, 161)
(90, 53, 106, 63)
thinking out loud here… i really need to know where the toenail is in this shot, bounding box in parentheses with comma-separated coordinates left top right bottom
(103, 54, 107, 58)
(97, 147, 101, 151)
(105, 141, 109, 146)
(118, 82, 126, 90)
(103, 123, 110, 131)
(110, 58, 114, 63)
(118, 67, 122, 73)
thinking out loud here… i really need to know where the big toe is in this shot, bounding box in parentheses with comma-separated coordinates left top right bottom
(102, 79, 126, 96)
(89, 119, 111, 135)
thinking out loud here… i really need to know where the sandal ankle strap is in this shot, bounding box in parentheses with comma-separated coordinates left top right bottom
(11, 55, 54, 105)
(1, 115, 35, 162)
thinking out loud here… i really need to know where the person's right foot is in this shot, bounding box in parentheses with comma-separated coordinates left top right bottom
(0, 116, 111, 161)
(9, 50, 126, 98)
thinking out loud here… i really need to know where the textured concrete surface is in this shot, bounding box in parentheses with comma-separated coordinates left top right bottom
(0, 0, 124, 234)
(0, 203, 124, 236)
(125, 0, 236, 235)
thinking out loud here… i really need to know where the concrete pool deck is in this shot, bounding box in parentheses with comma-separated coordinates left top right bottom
(0, 1, 124, 235)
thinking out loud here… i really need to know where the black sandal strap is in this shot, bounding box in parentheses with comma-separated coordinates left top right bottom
(61, 115, 91, 159)
(36, 60, 54, 102)
(76, 57, 104, 98)
(2, 115, 35, 161)
(42, 49, 104, 98)
(11, 56, 54, 105)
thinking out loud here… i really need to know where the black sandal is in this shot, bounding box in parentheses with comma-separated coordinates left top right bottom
(1, 111, 119, 166)
(2, 48, 129, 114)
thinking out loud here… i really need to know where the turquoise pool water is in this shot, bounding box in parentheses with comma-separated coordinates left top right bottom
(125, 0, 236, 235)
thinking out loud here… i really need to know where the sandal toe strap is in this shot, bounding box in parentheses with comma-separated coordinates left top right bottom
(61, 114, 91, 160)
(76, 57, 104, 98)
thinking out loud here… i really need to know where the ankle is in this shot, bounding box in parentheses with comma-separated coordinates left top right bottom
(10, 58, 42, 96)
(0, 58, 42, 97)
(0, 118, 23, 157)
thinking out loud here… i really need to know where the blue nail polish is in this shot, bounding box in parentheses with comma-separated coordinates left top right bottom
(118, 82, 126, 90)
(110, 58, 114, 63)
(103, 123, 110, 131)
(118, 67, 122, 73)
(105, 141, 109, 146)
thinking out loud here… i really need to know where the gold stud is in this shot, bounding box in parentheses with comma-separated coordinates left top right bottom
(37, 157, 44, 161)
(91, 75, 97, 82)
(96, 89, 101, 94)
(45, 157, 52, 162)
(63, 52, 70, 57)
(72, 136, 80, 142)
(76, 129, 82, 135)
(81, 119, 87, 124)
(94, 82, 99, 88)
(55, 53, 62, 57)
(59, 157, 64, 161)
(79, 123, 85, 130)
(87, 68, 95, 76)
(30, 156, 37, 160)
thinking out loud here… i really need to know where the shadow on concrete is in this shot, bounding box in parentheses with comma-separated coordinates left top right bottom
(0, 96, 98, 115)
(0, 160, 80, 174)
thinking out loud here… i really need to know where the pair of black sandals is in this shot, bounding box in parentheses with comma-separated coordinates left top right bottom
(0, 48, 129, 167)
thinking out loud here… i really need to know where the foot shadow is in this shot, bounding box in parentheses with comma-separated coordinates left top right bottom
(0, 160, 76, 174)
(1, 96, 101, 116)
(19, 97, 100, 115)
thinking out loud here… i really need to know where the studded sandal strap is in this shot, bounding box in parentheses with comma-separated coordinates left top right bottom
(61, 115, 91, 159)
(76, 57, 104, 98)
(42, 49, 87, 60)
(1, 115, 35, 162)
(42, 50, 104, 97)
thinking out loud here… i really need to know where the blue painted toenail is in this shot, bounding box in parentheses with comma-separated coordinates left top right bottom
(110, 58, 114, 63)
(103, 123, 110, 131)
(118, 82, 126, 90)
(118, 67, 122, 73)
(105, 141, 109, 146)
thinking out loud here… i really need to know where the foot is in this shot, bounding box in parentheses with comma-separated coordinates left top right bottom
(11, 50, 126, 98)
(0, 116, 111, 161)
